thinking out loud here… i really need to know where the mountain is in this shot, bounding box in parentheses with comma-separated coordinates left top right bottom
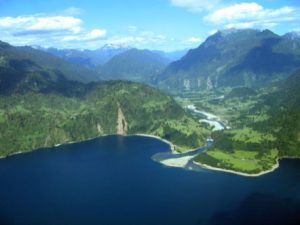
(42, 45, 130, 68)
(0, 41, 100, 85)
(157, 29, 300, 92)
(43, 46, 185, 69)
(0, 58, 209, 156)
(98, 48, 170, 83)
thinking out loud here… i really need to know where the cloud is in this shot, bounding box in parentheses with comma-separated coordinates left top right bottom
(0, 7, 192, 51)
(0, 15, 82, 35)
(204, 2, 300, 29)
(225, 22, 255, 29)
(170, 0, 221, 11)
(0, 12, 107, 48)
(183, 37, 202, 44)
(88, 29, 107, 39)
(63, 29, 107, 42)
(205, 3, 264, 24)
(28, 16, 82, 32)
(208, 29, 218, 35)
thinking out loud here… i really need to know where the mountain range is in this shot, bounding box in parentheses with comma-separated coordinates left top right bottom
(28, 28, 300, 92)
(0, 28, 299, 169)
(157, 29, 300, 92)
(40, 45, 186, 70)
(40, 44, 130, 68)
(0, 40, 209, 156)
(0, 40, 100, 92)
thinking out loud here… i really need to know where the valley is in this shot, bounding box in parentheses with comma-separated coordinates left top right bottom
(0, 28, 299, 177)
(1, 2, 300, 224)
(171, 72, 300, 175)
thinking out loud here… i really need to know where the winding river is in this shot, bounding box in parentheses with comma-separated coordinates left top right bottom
(152, 104, 227, 169)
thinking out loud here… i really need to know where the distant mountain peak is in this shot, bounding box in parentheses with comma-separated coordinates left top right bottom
(219, 28, 259, 35)
(99, 48, 169, 83)
(205, 28, 259, 43)
(31, 45, 45, 51)
(219, 28, 240, 36)
(215, 28, 278, 38)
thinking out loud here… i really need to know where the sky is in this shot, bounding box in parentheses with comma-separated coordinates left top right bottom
(0, 0, 299, 51)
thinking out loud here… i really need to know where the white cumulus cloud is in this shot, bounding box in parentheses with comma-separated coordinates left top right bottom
(0, 12, 107, 48)
(205, 3, 264, 24)
(88, 29, 107, 39)
(63, 29, 107, 42)
(204, 2, 300, 29)
(27, 16, 82, 32)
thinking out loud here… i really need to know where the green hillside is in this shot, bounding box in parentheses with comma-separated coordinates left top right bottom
(0, 79, 209, 157)
(0, 41, 100, 84)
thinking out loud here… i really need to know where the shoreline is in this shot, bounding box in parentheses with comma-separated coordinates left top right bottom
(133, 133, 206, 155)
(1, 133, 299, 178)
(193, 159, 280, 177)
(154, 155, 195, 168)
(0, 132, 202, 160)
(133, 134, 176, 153)
(279, 155, 300, 160)
(0, 135, 108, 160)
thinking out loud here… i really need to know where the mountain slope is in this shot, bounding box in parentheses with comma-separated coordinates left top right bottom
(99, 48, 170, 83)
(157, 29, 300, 91)
(0, 77, 209, 156)
(0, 41, 100, 84)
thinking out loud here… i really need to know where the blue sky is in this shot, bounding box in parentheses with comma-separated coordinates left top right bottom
(0, 0, 299, 51)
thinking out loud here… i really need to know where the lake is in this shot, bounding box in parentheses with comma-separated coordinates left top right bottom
(0, 135, 300, 225)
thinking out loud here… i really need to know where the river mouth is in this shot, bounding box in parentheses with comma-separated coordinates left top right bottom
(152, 141, 213, 170)
(152, 104, 224, 170)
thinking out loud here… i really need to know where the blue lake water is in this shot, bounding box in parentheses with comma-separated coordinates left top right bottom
(0, 135, 300, 225)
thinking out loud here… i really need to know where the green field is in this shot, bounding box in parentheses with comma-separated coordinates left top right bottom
(195, 148, 278, 174)
(174, 84, 299, 175)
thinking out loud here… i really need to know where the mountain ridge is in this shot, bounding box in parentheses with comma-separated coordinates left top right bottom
(157, 29, 300, 91)
(0, 40, 101, 86)
(98, 48, 170, 83)
(0, 46, 209, 156)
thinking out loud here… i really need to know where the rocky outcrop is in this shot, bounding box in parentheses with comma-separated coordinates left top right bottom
(116, 103, 128, 135)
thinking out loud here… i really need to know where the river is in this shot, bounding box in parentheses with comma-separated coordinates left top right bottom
(152, 104, 226, 169)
